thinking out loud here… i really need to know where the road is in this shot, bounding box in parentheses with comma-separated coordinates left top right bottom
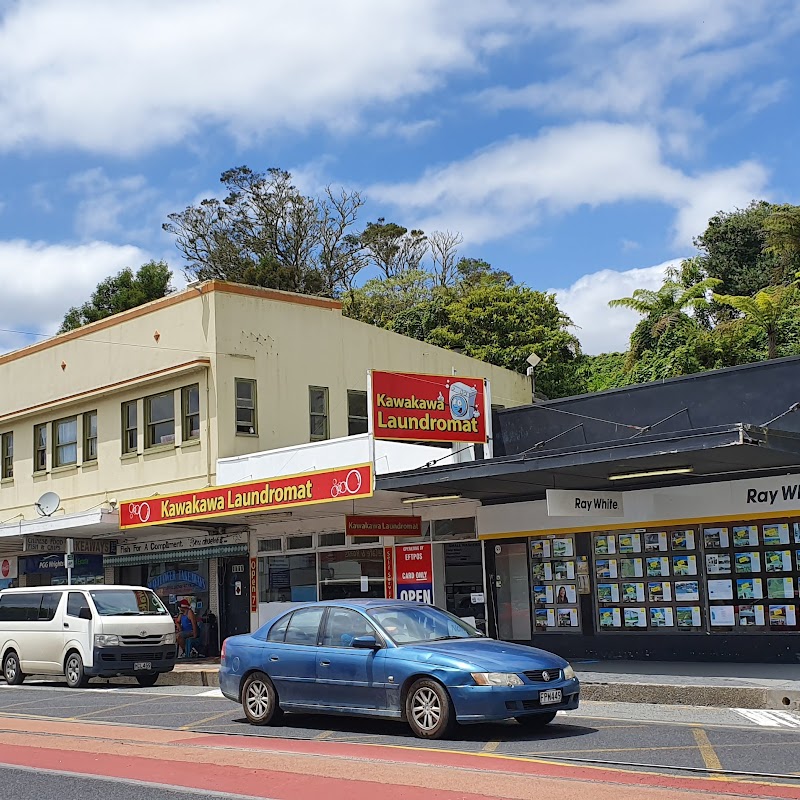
(1, 678, 799, 799)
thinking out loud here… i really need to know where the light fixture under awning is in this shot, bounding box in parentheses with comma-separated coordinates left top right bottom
(608, 466, 694, 481)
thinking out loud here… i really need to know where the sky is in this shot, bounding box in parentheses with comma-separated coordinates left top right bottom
(1, 0, 798, 356)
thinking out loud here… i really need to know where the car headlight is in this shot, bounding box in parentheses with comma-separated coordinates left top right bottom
(563, 664, 576, 680)
(94, 634, 120, 648)
(163, 632, 176, 645)
(471, 672, 524, 687)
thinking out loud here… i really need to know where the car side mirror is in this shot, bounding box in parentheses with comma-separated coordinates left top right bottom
(351, 635, 380, 650)
(79, 607, 93, 621)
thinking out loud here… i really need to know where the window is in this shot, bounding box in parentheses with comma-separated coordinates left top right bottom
(67, 591, 91, 618)
(39, 593, 61, 621)
(283, 606, 325, 645)
(309, 386, 329, 441)
(1, 432, 13, 479)
(145, 391, 175, 448)
(257, 538, 282, 553)
(182, 384, 200, 441)
(347, 390, 368, 436)
(259, 554, 317, 603)
(53, 416, 78, 467)
(267, 614, 290, 642)
(286, 535, 314, 551)
(319, 548, 385, 600)
(83, 411, 98, 462)
(0, 593, 42, 622)
(235, 378, 257, 435)
(319, 532, 346, 548)
(33, 423, 47, 472)
(122, 400, 138, 454)
(321, 608, 376, 647)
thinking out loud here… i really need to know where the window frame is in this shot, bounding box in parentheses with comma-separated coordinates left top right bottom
(121, 400, 138, 455)
(309, 385, 330, 441)
(320, 606, 380, 648)
(1, 431, 13, 479)
(145, 391, 176, 449)
(53, 415, 78, 468)
(182, 384, 201, 442)
(33, 423, 48, 473)
(347, 389, 368, 436)
(235, 378, 258, 436)
(83, 410, 98, 463)
(283, 606, 325, 646)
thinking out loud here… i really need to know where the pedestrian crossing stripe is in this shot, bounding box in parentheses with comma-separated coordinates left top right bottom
(733, 708, 800, 728)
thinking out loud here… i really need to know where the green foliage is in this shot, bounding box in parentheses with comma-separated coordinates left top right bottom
(60, 261, 173, 332)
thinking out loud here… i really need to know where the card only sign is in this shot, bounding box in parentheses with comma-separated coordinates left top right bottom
(395, 544, 433, 603)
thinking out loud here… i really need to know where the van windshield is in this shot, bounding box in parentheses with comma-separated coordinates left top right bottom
(89, 589, 169, 616)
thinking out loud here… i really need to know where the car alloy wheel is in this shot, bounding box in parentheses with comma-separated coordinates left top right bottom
(405, 678, 454, 740)
(241, 672, 283, 726)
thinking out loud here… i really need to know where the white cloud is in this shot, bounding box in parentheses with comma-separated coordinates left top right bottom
(367, 122, 769, 248)
(0, 0, 516, 155)
(552, 260, 680, 354)
(0, 240, 150, 353)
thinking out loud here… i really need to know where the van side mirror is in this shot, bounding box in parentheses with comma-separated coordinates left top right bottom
(79, 607, 93, 621)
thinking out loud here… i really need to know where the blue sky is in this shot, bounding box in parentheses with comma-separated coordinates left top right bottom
(0, 0, 798, 355)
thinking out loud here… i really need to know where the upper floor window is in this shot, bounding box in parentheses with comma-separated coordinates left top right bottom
(83, 411, 98, 462)
(53, 416, 78, 467)
(309, 386, 329, 441)
(235, 378, 257, 435)
(122, 400, 138, 455)
(182, 384, 200, 441)
(347, 390, 368, 436)
(145, 392, 175, 448)
(33, 423, 47, 472)
(1, 432, 13, 479)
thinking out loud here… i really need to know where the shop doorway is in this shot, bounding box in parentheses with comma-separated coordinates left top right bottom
(440, 541, 487, 633)
(488, 540, 532, 641)
(220, 557, 251, 642)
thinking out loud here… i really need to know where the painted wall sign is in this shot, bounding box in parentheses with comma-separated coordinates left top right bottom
(346, 515, 422, 537)
(119, 463, 374, 529)
(250, 557, 258, 612)
(1, 557, 17, 580)
(546, 489, 625, 517)
(148, 570, 207, 592)
(395, 543, 433, 603)
(383, 547, 395, 600)
(371, 371, 487, 443)
(116, 530, 247, 557)
(22, 553, 102, 574)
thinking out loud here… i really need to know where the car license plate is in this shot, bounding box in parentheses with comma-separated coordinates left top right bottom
(134, 662, 152, 671)
(539, 689, 562, 705)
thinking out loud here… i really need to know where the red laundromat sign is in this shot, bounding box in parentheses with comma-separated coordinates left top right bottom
(395, 544, 433, 603)
(346, 515, 422, 537)
(371, 371, 487, 443)
(119, 464, 373, 530)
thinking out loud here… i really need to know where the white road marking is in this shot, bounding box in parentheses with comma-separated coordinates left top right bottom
(199, 688, 224, 697)
(733, 708, 800, 728)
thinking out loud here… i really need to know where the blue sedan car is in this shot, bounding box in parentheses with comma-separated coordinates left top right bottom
(220, 600, 580, 739)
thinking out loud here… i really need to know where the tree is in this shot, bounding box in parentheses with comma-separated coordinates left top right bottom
(428, 230, 463, 288)
(359, 218, 428, 279)
(163, 166, 366, 297)
(60, 261, 173, 332)
(713, 285, 798, 359)
(763, 205, 800, 266)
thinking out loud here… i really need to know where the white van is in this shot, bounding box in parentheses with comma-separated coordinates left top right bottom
(0, 585, 177, 688)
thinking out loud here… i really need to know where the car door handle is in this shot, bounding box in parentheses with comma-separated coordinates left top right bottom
(63, 623, 69, 628)
(269, 655, 279, 661)
(319, 660, 330, 667)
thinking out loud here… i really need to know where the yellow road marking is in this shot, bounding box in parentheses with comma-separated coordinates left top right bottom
(691, 727, 726, 781)
(179, 710, 235, 730)
(482, 740, 500, 752)
(315, 730, 334, 740)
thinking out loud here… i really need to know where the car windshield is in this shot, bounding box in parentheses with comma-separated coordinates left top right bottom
(368, 605, 483, 645)
(89, 589, 169, 616)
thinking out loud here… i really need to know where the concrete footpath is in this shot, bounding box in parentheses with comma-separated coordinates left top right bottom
(164, 657, 800, 711)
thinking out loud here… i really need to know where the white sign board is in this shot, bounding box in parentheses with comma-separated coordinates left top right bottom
(116, 529, 247, 557)
(546, 488, 624, 517)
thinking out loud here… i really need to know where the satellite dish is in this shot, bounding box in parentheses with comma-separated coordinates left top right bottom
(35, 492, 61, 517)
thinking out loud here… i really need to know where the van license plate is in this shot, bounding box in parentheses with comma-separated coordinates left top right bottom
(134, 662, 151, 671)
(539, 689, 562, 705)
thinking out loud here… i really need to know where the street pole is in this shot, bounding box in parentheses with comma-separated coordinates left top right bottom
(66, 537, 73, 585)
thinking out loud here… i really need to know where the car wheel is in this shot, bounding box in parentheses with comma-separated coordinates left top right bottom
(405, 678, 454, 740)
(136, 674, 159, 688)
(65, 652, 89, 689)
(3, 651, 25, 686)
(516, 711, 557, 728)
(242, 672, 283, 726)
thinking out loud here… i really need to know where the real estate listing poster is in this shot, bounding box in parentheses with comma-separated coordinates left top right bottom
(646, 556, 670, 577)
(766, 577, 794, 599)
(644, 532, 668, 552)
(703, 528, 730, 549)
(675, 581, 700, 601)
(533, 585, 554, 604)
(599, 607, 622, 628)
(552, 538, 574, 558)
(737, 604, 766, 626)
(597, 583, 620, 603)
(621, 582, 645, 603)
(708, 579, 734, 600)
(620, 558, 644, 578)
(557, 607, 579, 627)
(649, 607, 674, 627)
(618, 533, 642, 554)
(647, 581, 672, 602)
(710, 606, 736, 627)
(736, 577, 763, 600)
(596, 559, 618, 579)
(594, 535, 616, 555)
(623, 607, 647, 627)
(735, 552, 761, 573)
(765, 551, 792, 572)
(532, 561, 553, 581)
(676, 606, 702, 627)
(763, 523, 790, 546)
(556, 584, 577, 604)
(530, 540, 551, 559)
(705, 553, 731, 574)
(671, 530, 696, 550)
(769, 604, 797, 627)
(672, 555, 697, 576)
(733, 526, 759, 547)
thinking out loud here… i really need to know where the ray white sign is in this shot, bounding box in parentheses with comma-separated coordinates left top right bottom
(546, 489, 624, 517)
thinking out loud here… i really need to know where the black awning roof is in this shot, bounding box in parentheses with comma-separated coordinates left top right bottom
(376, 424, 800, 504)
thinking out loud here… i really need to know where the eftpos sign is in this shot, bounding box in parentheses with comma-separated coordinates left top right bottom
(546, 489, 625, 517)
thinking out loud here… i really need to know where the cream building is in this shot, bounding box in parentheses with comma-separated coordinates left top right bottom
(0, 281, 531, 642)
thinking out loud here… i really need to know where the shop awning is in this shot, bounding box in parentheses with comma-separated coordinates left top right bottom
(104, 542, 248, 566)
(376, 424, 800, 504)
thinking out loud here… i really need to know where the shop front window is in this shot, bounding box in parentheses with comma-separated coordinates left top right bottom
(147, 560, 209, 617)
(258, 554, 317, 603)
(319, 548, 385, 600)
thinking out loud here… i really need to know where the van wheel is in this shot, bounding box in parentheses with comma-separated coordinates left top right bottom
(65, 652, 89, 688)
(242, 672, 283, 725)
(3, 651, 25, 685)
(136, 674, 159, 687)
